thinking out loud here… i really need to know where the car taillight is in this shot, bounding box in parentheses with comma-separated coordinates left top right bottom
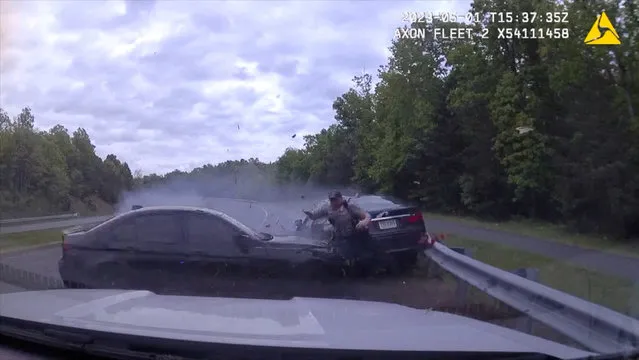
(406, 212, 423, 223)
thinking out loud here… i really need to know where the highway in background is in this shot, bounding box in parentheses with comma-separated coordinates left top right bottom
(0, 216, 112, 235)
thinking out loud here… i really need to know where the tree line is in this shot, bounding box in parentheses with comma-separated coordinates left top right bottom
(276, 0, 639, 238)
(0, 107, 134, 217)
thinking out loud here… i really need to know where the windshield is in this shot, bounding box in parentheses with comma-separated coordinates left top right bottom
(0, 0, 637, 359)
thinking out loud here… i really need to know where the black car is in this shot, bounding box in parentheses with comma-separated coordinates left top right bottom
(58, 206, 354, 292)
(295, 195, 434, 269)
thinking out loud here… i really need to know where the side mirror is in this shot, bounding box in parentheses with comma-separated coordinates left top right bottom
(233, 234, 251, 253)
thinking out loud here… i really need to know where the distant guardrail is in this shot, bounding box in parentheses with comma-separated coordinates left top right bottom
(425, 242, 639, 353)
(0, 213, 79, 225)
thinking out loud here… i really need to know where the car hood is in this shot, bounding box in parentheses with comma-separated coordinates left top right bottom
(0, 289, 594, 359)
(269, 234, 327, 247)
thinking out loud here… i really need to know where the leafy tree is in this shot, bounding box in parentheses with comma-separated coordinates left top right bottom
(0, 108, 133, 216)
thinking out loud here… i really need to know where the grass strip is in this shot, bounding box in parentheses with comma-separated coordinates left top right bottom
(442, 235, 639, 316)
(0, 228, 65, 253)
(425, 212, 639, 258)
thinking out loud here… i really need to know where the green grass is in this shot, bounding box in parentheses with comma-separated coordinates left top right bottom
(2, 216, 77, 227)
(424, 211, 639, 258)
(0, 228, 65, 253)
(441, 235, 639, 316)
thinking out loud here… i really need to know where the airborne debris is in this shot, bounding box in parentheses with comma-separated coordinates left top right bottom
(292, 134, 296, 138)
(516, 126, 533, 134)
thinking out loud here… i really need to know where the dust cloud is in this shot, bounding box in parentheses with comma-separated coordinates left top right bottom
(114, 165, 361, 219)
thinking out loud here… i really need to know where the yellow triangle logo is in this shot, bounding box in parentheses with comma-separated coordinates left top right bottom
(584, 11, 621, 45)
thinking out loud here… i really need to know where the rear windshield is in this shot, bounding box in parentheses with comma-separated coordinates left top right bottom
(352, 196, 400, 209)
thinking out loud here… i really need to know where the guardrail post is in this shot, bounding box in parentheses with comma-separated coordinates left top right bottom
(512, 267, 539, 334)
(450, 247, 473, 305)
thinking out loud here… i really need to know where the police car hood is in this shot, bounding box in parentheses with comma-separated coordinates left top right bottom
(0, 289, 594, 359)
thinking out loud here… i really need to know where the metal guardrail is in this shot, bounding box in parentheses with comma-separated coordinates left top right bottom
(0, 213, 79, 225)
(425, 242, 639, 353)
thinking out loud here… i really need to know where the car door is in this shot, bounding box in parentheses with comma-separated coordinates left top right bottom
(185, 213, 253, 280)
(90, 217, 137, 288)
(130, 211, 188, 290)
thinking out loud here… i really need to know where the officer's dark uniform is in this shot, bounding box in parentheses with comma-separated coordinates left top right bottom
(306, 191, 389, 271)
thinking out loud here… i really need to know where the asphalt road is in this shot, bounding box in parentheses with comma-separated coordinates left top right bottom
(1, 197, 638, 282)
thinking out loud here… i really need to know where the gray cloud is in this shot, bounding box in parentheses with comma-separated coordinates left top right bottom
(1, 0, 471, 174)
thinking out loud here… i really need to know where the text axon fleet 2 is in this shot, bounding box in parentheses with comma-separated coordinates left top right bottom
(394, 27, 481, 40)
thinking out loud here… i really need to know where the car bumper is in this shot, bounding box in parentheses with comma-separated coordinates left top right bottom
(371, 232, 431, 252)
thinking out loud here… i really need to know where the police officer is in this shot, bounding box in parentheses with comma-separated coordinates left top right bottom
(304, 191, 389, 273)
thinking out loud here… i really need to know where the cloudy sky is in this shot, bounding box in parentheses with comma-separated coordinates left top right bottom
(1, 0, 471, 175)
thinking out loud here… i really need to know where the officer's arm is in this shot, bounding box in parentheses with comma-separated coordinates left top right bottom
(306, 205, 329, 220)
(350, 204, 372, 223)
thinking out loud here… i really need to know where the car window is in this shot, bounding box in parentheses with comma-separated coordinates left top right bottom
(186, 213, 239, 250)
(135, 213, 183, 246)
(104, 219, 135, 245)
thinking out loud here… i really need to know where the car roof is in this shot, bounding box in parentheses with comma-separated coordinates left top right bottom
(114, 206, 259, 235)
(132, 205, 219, 213)
(130, 205, 224, 216)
